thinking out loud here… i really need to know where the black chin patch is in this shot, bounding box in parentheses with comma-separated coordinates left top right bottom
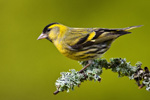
(46, 37, 52, 42)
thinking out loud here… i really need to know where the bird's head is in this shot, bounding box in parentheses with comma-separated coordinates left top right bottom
(37, 22, 67, 42)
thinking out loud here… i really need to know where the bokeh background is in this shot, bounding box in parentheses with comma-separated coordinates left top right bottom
(0, 0, 150, 100)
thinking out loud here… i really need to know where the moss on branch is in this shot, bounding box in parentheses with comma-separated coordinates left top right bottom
(54, 58, 150, 95)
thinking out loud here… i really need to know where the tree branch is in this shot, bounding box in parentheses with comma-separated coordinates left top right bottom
(53, 58, 150, 95)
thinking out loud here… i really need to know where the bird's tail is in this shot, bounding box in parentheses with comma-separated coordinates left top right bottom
(116, 25, 143, 36)
(123, 25, 143, 31)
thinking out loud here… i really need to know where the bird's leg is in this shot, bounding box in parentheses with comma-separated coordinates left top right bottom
(79, 60, 92, 73)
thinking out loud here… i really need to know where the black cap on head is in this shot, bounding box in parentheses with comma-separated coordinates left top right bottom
(43, 22, 59, 33)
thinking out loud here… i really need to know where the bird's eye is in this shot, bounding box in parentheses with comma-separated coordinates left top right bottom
(47, 29, 51, 32)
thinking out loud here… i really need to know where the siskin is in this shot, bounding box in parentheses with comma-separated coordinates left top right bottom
(37, 23, 142, 72)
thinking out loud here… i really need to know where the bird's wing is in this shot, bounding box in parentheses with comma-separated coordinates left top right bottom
(66, 26, 139, 50)
(64, 28, 95, 49)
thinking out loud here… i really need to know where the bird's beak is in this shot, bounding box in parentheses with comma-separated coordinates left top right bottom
(37, 33, 48, 40)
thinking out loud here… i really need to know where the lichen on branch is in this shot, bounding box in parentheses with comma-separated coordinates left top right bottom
(54, 58, 150, 95)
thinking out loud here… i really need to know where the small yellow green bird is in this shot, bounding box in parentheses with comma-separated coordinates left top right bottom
(37, 23, 142, 72)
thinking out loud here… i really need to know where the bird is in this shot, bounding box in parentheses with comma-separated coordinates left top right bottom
(37, 22, 142, 72)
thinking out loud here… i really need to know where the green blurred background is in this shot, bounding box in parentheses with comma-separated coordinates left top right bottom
(0, 0, 150, 100)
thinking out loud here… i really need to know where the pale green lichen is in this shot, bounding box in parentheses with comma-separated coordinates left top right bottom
(54, 58, 150, 95)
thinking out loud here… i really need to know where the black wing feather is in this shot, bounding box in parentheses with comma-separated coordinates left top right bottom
(70, 28, 130, 50)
